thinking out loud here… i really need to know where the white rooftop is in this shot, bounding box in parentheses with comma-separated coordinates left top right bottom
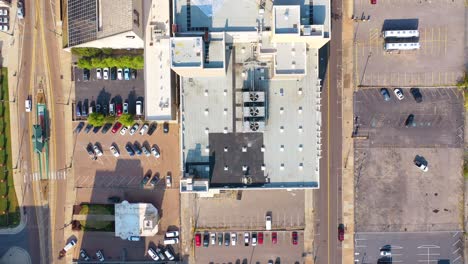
(274, 5, 300, 34)
(115, 201, 159, 240)
(274, 42, 306, 75)
(144, 0, 173, 120)
(171, 37, 204, 68)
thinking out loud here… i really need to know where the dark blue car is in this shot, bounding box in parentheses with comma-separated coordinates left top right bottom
(125, 143, 135, 156)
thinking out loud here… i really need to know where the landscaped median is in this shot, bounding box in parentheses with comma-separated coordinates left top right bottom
(0, 67, 20, 228)
(72, 204, 115, 232)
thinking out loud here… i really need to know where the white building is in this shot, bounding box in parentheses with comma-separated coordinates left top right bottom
(114, 201, 159, 240)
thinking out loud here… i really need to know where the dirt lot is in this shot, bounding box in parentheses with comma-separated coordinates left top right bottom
(195, 190, 304, 230)
(72, 121, 180, 261)
(353, 0, 465, 87)
(354, 147, 463, 232)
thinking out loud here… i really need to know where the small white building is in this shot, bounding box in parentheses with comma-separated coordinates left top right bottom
(114, 201, 159, 240)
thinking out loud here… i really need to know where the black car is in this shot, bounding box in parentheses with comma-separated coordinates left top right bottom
(147, 123, 157, 136)
(405, 114, 415, 128)
(86, 144, 97, 160)
(75, 122, 85, 133)
(149, 175, 159, 187)
(92, 126, 102, 133)
(141, 174, 151, 186)
(76, 103, 81, 117)
(380, 88, 391, 101)
(155, 247, 165, 260)
(110, 67, 117, 80)
(224, 232, 230, 246)
(101, 123, 112, 134)
(163, 122, 169, 134)
(83, 69, 90, 81)
(107, 196, 121, 203)
(217, 233, 223, 246)
(125, 143, 135, 156)
(133, 143, 142, 156)
(410, 88, 422, 103)
(103, 104, 108, 115)
(84, 124, 93, 134)
(82, 101, 88, 117)
(203, 233, 209, 247)
(96, 104, 101, 113)
(131, 69, 137, 79)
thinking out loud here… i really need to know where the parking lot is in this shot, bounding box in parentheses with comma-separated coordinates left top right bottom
(353, 0, 465, 87)
(194, 231, 303, 264)
(74, 68, 145, 117)
(72, 121, 180, 261)
(354, 231, 464, 264)
(195, 190, 305, 229)
(354, 88, 464, 148)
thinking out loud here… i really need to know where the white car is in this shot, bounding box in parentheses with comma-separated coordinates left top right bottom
(165, 231, 179, 238)
(380, 251, 391, 256)
(165, 175, 172, 187)
(231, 233, 237, 246)
(123, 102, 129, 114)
(120, 126, 128, 136)
(117, 68, 123, 80)
(96, 68, 102, 79)
(103, 68, 109, 80)
(93, 144, 103, 157)
(244, 232, 250, 246)
(109, 145, 120, 157)
(151, 146, 160, 158)
(414, 160, 428, 172)
(25, 99, 32, 112)
(393, 88, 404, 100)
(96, 250, 105, 262)
(142, 146, 150, 157)
(129, 123, 140, 136)
(210, 233, 216, 245)
(139, 123, 149, 135)
(147, 248, 159, 261)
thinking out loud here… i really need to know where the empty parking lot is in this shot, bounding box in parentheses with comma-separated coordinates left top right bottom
(353, 0, 465, 87)
(354, 88, 464, 148)
(354, 231, 464, 264)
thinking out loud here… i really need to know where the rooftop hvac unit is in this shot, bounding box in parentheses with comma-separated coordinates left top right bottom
(243, 121, 265, 132)
(243, 107, 265, 117)
(242, 92, 265, 103)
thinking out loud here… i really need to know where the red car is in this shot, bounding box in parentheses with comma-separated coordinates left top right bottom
(371, 0, 376, 4)
(116, 103, 122, 117)
(258, 232, 263, 245)
(195, 233, 201, 247)
(111, 122, 123, 133)
(338, 224, 345, 242)
(292, 231, 298, 245)
(271, 232, 277, 244)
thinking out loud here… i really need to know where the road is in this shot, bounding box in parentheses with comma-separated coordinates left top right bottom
(314, 0, 344, 263)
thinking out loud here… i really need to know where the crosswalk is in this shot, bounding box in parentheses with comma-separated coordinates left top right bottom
(23, 170, 67, 183)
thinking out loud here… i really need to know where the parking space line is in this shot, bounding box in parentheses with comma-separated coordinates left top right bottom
(453, 255, 462, 263)
(452, 248, 461, 254)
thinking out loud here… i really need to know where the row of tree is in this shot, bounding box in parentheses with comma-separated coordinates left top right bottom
(77, 56, 144, 70)
(87, 113, 134, 127)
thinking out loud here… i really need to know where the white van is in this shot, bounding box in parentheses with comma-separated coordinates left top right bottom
(265, 215, 272, 231)
(163, 238, 179, 245)
(165, 231, 179, 238)
(147, 248, 159, 261)
(136, 101, 143, 116)
(25, 99, 31, 112)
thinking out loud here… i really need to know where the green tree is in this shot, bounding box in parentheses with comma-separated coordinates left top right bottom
(87, 113, 105, 127)
(118, 113, 134, 127)
(71, 47, 103, 57)
(102, 48, 113, 55)
(77, 58, 92, 69)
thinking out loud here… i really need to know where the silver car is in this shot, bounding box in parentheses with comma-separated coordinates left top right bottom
(129, 123, 140, 136)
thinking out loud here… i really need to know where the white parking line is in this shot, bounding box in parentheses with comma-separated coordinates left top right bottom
(453, 255, 462, 263)
(452, 248, 461, 254)
(417, 245, 440, 249)
(452, 239, 461, 246)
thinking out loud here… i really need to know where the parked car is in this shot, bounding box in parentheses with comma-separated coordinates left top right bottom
(218, 233, 223, 246)
(258, 232, 263, 245)
(142, 145, 150, 157)
(25, 99, 32, 113)
(96, 68, 102, 79)
(110, 145, 120, 157)
(131, 69, 137, 79)
(96, 104, 101, 113)
(123, 102, 129, 114)
(224, 232, 230, 246)
(96, 250, 105, 262)
(147, 248, 160, 261)
(129, 123, 139, 136)
(272, 232, 277, 244)
(380, 250, 391, 256)
(17, 1, 24, 19)
(82, 102, 88, 117)
(125, 143, 135, 156)
(109, 102, 115, 116)
(92, 126, 101, 133)
(83, 69, 90, 81)
(210, 233, 216, 245)
(86, 145, 96, 160)
(103, 67, 109, 80)
(165, 231, 179, 238)
(195, 233, 201, 247)
(102, 104, 108, 115)
(116, 103, 122, 117)
(110, 67, 117, 80)
(155, 247, 166, 260)
(75, 122, 85, 133)
(371, 0, 376, 4)
(101, 123, 112, 134)
(111, 122, 123, 133)
(149, 175, 159, 187)
(93, 144, 103, 157)
(148, 123, 157, 135)
(394, 88, 404, 100)
(107, 196, 121, 203)
(380, 88, 391, 101)
(164, 248, 175, 261)
(128, 236, 140, 241)
(124, 68, 130, 80)
(244, 232, 249, 246)
(292, 231, 298, 245)
(410, 87, 423, 103)
(120, 126, 128, 136)
(133, 143, 142, 156)
(414, 159, 428, 172)
(76, 103, 82, 117)
(79, 249, 90, 261)
(151, 146, 160, 158)
(163, 122, 169, 133)
(405, 114, 415, 128)
(141, 174, 151, 186)
(139, 123, 149, 135)
(84, 124, 93, 134)
(231, 233, 237, 246)
(117, 68, 123, 80)
(166, 175, 172, 187)
(251, 232, 257, 246)
(203, 233, 209, 247)
(338, 224, 345, 242)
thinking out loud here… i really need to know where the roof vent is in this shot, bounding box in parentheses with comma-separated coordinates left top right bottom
(280, 107, 284, 114)
(249, 93, 259, 102)
(280, 145, 285, 152)
(224, 108, 228, 115)
(204, 108, 209, 115)
(223, 127, 228, 134)
(242, 165, 248, 172)
(224, 147, 228, 152)
(249, 107, 260, 117)
(280, 126, 284, 133)
(261, 165, 265, 171)
(205, 128, 209, 134)
(298, 126, 303, 133)
(298, 88, 303, 95)
(261, 145, 265, 152)
(298, 107, 303, 114)
(242, 146, 247, 152)
(224, 165, 229, 171)
(280, 163, 285, 170)
(298, 144, 303, 152)
(205, 146, 210, 153)
(204, 90, 208, 96)
(250, 122, 260, 131)
(299, 163, 303, 170)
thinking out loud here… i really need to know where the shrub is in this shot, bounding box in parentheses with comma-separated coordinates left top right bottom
(71, 47, 103, 57)
(77, 58, 92, 69)
(0, 199, 7, 212)
(87, 113, 105, 127)
(76, 55, 144, 69)
(0, 182, 6, 196)
(118, 113, 134, 127)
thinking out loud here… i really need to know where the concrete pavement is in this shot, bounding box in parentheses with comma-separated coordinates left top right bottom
(0, 247, 31, 264)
